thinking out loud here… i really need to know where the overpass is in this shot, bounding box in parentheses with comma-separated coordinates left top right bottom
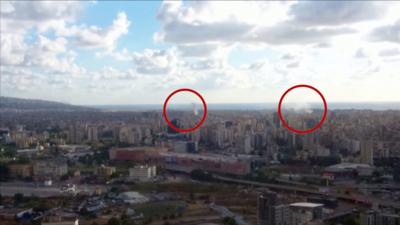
(212, 175, 400, 209)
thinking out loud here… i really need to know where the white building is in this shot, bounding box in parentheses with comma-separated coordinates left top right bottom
(289, 202, 323, 225)
(118, 191, 148, 204)
(129, 165, 156, 181)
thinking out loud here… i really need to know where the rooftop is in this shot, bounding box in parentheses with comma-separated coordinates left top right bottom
(289, 202, 323, 208)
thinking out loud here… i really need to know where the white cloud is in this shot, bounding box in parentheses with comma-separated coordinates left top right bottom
(133, 48, 181, 74)
(354, 48, 368, 58)
(379, 48, 400, 57)
(57, 12, 131, 51)
(0, 1, 81, 36)
(289, 2, 386, 26)
(156, 1, 357, 47)
(369, 19, 400, 44)
(93, 67, 138, 80)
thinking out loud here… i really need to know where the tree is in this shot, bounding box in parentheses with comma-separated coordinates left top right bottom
(120, 214, 135, 225)
(13, 193, 24, 206)
(142, 217, 152, 225)
(343, 218, 358, 225)
(190, 169, 213, 181)
(223, 217, 238, 225)
(107, 217, 120, 225)
(0, 164, 9, 181)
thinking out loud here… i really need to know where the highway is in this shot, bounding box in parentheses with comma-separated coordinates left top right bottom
(213, 175, 400, 209)
(0, 182, 101, 197)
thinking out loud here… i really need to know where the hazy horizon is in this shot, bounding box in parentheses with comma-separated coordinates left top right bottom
(89, 102, 400, 111)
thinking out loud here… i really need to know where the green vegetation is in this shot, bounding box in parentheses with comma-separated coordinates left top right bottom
(129, 182, 159, 193)
(120, 214, 137, 225)
(190, 169, 214, 181)
(0, 163, 10, 181)
(26, 197, 50, 211)
(0, 144, 17, 158)
(107, 217, 121, 225)
(309, 156, 341, 166)
(13, 193, 25, 206)
(133, 201, 185, 220)
(222, 217, 238, 225)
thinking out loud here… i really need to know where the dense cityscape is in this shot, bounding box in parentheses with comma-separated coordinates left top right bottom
(0, 97, 399, 225)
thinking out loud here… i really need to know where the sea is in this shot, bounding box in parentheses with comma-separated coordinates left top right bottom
(89, 102, 400, 111)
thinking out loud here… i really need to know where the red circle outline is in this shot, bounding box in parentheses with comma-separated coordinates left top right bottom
(163, 88, 207, 133)
(278, 84, 327, 134)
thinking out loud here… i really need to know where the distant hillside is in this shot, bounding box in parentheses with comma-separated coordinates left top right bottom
(0, 96, 97, 111)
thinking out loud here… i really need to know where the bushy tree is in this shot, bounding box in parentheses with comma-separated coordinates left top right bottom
(223, 217, 238, 225)
(107, 217, 120, 225)
(13, 193, 24, 206)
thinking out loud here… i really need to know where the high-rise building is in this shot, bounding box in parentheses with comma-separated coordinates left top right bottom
(244, 135, 252, 154)
(273, 112, 281, 129)
(119, 126, 134, 144)
(257, 190, 278, 225)
(68, 125, 83, 144)
(360, 141, 374, 165)
(168, 119, 181, 134)
(87, 125, 98, 142)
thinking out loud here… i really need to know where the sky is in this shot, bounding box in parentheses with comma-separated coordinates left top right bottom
(1, 1, 400, 105)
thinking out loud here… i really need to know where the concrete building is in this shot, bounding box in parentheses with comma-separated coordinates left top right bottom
(257, 194, 324, 225)
(173, 141, 198, 153)
(360, 141, 374, 165)
(289, 202, 323, 225)
(9, 164, 32, 178)
(87, 126, 98, 142)
(361, 210, 400, 225)
(95, 165, 116, 178)
(110, 147, 251, 175)
(323, 163, 374, 180)
(33, 160, 68, 180)
(129, 165, 156, 181)
(274, 204, 291, 225)
(361, 210, 377, 225)
(258, 190, 278, 225)
(68, 125, 84, 144)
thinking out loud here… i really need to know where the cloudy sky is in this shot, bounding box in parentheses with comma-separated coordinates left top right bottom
(1, 1, 400, 105)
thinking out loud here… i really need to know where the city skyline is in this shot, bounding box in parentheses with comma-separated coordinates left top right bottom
(1, 1, 400, 105)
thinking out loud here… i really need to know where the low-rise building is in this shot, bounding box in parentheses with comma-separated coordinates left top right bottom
(118, 191, 148, 204)
(33, 159, 68, 180)
(129, 165, 156, 181)
(361, 210, 400, 225)
(289, 202, 323, 225)
(95, 165, 116, 178)
(9, 163, 32, 178)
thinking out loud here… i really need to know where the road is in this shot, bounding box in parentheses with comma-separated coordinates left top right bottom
(0, 182, 101, 197)
(213, 175, 400, 209)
